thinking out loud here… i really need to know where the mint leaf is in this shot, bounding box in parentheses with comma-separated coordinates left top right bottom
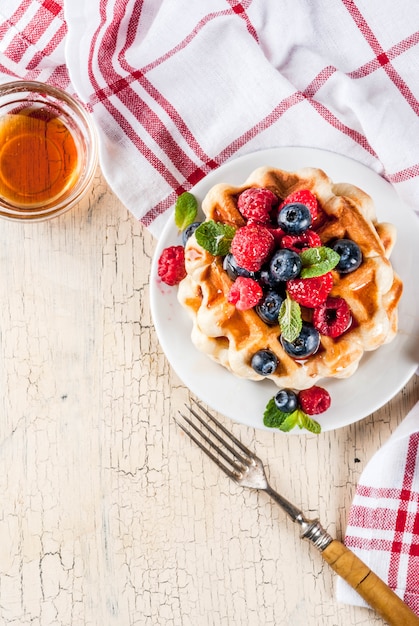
(175, 192, 198, 230)
(295, 409, 322, 434)
(263, 398, 288, 429)
(195, 220, 236, 256)
(277, 411, 299, 432)
(299, 246, 340, 278)
(281, 408, 322, 434)
(263, 398, 322, 434)
(302, 414, 322, 434)
(278, 292, 302, 342)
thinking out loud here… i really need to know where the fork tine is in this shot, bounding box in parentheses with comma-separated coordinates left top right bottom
(174, 416, 239, 479)
(190, 398, 256, 460)
(178, 408, 246, 472)
(185, 404, 248, 467)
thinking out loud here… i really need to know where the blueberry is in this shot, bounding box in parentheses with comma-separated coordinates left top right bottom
(280, 323, 320, 359)
(255, 290, 284, 325)
(277, 202, 312, 234)
(251, 349, 278, 375)
(269, 249, 302, 282)
(274, 389, 298, 413)
(259, 265, 285, 291)
(223, 253, 258, 280)
(331, 238, 362, 274)
(182, 221, 202, 245)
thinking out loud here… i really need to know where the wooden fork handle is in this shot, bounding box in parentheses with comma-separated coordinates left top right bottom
(321, 540, 419, 625)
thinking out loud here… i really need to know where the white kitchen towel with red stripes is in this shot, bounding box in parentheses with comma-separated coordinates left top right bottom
(1, 1, 419, 237)
(336, 403, 419, 615)
(0, 0, 70, 89)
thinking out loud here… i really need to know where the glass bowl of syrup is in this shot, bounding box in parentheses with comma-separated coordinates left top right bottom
(0, 81, 98, 221)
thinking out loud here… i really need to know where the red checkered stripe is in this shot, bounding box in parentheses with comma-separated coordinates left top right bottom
(345, 432, 419, 611)
(86, 0, 313, 227)
(86, 0, 252, 226)
(83, 0, 419, 229)
(342, 0, 419, 187)
(0, 0, 70, 88)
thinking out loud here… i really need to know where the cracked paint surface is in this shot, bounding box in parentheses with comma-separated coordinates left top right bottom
(0, 171, 416, 625)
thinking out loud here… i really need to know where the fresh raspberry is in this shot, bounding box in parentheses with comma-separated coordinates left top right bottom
(267, 226, 286, 247)
(231, 224, 275, 272)
(280, 230, 322, 253)
(279, 189, 318, 221)
(237, 187, 278, 224)
(157, 245, 186, 286)
(299, 386, 331, 415)
(313, 296, 352, 338)
(227, 276, 263, 311)
(287, 272, 334, 307)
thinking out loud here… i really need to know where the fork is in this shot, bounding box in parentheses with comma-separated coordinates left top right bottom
(175, 400, 419, 626)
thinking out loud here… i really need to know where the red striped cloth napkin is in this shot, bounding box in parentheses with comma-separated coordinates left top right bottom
(1, 1, 419, 237)
(336, 404, 419, 615)
(0, 0, 418, 613)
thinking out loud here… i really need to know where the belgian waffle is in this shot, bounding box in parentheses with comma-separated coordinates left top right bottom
(177, 166, 403, 390)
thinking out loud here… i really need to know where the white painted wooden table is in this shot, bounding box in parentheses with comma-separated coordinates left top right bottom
(0, 168, 417, 626)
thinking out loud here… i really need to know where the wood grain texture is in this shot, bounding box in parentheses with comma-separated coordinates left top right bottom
(321, 541, 419, 625)
(0, 169, 417, 626)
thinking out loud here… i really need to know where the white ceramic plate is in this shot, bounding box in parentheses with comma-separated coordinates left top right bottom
(150, 147, 419, 432)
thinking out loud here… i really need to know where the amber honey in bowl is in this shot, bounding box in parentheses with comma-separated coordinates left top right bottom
(0, 81, 97, 221)
(0, 107, 80, 207)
